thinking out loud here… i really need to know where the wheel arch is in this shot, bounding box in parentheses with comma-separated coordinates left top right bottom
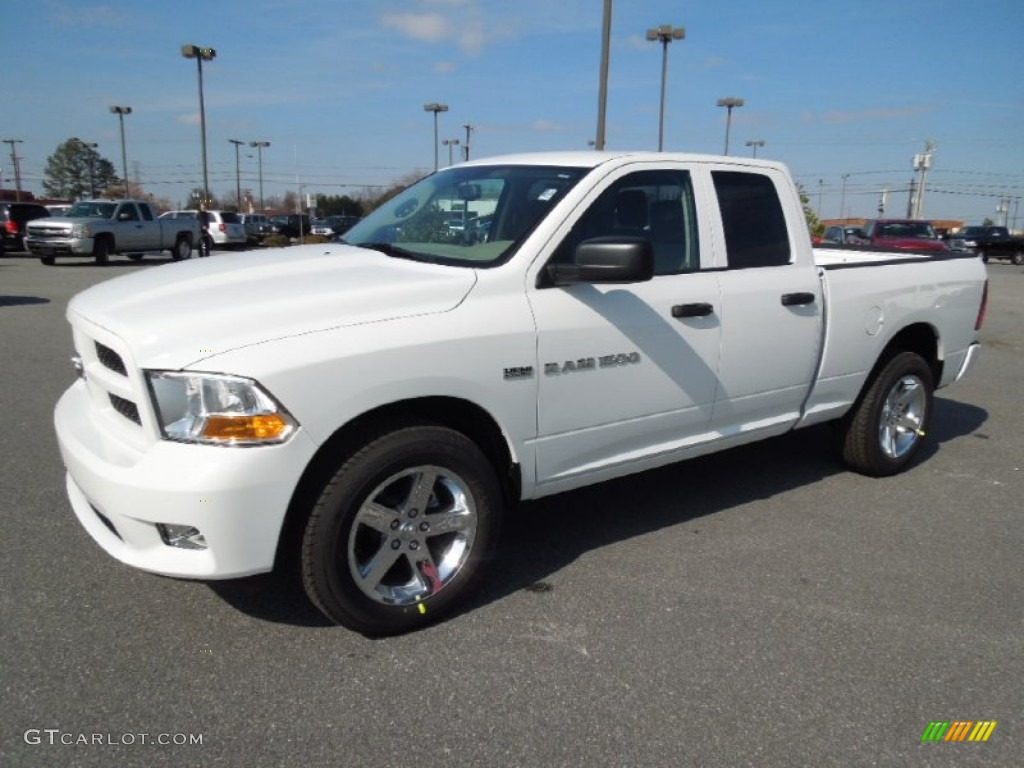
(274, 395, 520, 572)
(877, 321, 942, 385)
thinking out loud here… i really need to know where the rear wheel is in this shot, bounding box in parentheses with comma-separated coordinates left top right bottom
(1012, 251, 1024, 266)
(839, 351, 933, 477)
(172, 235, 192, 261)
(301, 425, 502, 635)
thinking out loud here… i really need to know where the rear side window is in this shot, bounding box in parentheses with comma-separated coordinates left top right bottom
(221, 212, 240, 223)
(712, 171, 790, 268)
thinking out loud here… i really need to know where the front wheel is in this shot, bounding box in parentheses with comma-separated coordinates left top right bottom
(301, 425, 502, 635)
(1012, 251, 1024, 266)
(93, 237, 110, 265)
(838, 351, 934, 477)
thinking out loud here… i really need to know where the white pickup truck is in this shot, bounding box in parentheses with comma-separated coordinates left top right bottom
(25, 199, 199, 265)
(55, 152, 988, 634)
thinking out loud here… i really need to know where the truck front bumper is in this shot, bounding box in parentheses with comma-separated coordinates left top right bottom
(55, 380, 320, 579)
(25, 237, 92, 256)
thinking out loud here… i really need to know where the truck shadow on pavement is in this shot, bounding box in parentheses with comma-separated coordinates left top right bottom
(206, 395, 987, 630)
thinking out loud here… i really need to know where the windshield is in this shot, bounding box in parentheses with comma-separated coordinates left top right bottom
(65, 202, 117, 219)
(877, 221, 937, 239)
(343, 164, 588, 267)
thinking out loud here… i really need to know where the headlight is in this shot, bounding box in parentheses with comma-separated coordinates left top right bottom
(146, 371, 297, 445)
(71, 223, 92, 237)
(963, 240, 977, 247)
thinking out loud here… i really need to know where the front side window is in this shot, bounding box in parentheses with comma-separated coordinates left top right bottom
(712, 171, 790, 268)
(343, 164, 587, 267)
(550, 169, 700, 275)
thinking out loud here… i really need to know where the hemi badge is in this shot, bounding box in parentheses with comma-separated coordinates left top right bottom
(503, 366, 534, 380)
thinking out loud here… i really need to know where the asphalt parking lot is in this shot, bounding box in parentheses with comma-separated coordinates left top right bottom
(1, 251, 1020, 767)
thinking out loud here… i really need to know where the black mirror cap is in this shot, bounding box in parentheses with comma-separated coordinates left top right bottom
(546, 236, 654, 287)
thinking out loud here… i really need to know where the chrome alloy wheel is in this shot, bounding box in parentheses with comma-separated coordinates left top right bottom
(878, 374, 927, 459)
(347, 465, 477, 606)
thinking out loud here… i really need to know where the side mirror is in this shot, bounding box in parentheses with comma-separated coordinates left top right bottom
(545, 236, 654, 286)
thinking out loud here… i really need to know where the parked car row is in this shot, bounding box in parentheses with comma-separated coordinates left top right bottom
(823, 219, 1024, 263)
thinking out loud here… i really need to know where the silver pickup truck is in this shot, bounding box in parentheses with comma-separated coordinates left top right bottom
(25, 200, 200, 265)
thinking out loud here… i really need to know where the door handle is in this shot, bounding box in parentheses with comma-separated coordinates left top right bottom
(671, 302, 714, 318)
(781, 292, 815, 307)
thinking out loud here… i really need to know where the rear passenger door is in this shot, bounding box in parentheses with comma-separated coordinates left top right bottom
(707, 167, 822, 436)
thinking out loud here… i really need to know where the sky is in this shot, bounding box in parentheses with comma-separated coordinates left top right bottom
(2, 0, 1022, 224)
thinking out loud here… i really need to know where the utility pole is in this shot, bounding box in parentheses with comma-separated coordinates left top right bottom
(228, 139, 244, 208)
(911, 140, 935, 219)
(3, 138, 24, 201)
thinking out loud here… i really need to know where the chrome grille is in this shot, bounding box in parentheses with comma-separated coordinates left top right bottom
(95, 342, 127, 375)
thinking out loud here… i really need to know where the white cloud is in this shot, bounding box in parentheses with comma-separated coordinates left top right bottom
(381, 12, 453, 43)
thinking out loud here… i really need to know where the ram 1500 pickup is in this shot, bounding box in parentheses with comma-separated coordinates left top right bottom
(54, 152, 988, 634)
(25, 199, 199, 265)
(944, 225, 1024, 264)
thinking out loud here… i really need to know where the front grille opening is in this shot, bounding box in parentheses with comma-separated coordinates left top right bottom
(90, 504, 123, 541)
(95, 342, 127, 375)
(108, 393, 141, 425)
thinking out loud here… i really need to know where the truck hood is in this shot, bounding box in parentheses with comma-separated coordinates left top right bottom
(67, 244, 478, 369)
(873, 236, 948, 252)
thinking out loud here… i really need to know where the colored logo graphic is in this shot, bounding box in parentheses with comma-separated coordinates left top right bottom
(921, 721, 997, 742)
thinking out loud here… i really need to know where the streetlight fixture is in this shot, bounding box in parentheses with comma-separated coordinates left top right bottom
(716, 97, 744, 155)
(423, 103, 449, 171)
(181, 44, 216, 204)
(441, 138, 460, 166)
(745, 139, 765, 157)
(645, 24, 685, 152)
(228, 139, 244, 209)
(248, 141, 270, 213)
(109, 106, 132, 197)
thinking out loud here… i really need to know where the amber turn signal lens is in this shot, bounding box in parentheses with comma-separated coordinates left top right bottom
(202, 413, 291, 442)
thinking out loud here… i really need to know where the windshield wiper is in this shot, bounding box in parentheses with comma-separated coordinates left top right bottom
(356, 242, 421, 260)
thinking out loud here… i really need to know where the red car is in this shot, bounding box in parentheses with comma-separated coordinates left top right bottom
(853, 219, 949, 252)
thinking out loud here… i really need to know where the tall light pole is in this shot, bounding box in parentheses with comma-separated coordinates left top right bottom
(423, 103, 449, 171)
(646, 24, 685, 152)
(181, 44, 216, 204)
(716, 97, 744, 155)
(228, 139, 244, 209)
(442, 138, 460, 166)
(840, 173, 850, 220)
(462, 123, 474, 161)
(248, 141, 270, 213)
(745, 139, 765, 157)
(594, 0, 613, 150)
(109, 106, 132, 197)
(3, 138, 24, 201)
(73, 139, 99, 197)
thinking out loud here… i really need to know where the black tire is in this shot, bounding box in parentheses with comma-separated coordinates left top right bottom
(172, 235, 192, 261)
(93, 237, 111, 265)
(301, 425, 502, 635)
(839, 351, 934, 477)
(1012, 251, 1024, 266)
(126, 253, 144, 262)
(40, 255, 55, 266)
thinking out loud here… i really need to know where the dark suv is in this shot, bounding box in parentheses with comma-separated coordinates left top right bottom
(271, 214, 312, 238)
(1, 202, 50, 255)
